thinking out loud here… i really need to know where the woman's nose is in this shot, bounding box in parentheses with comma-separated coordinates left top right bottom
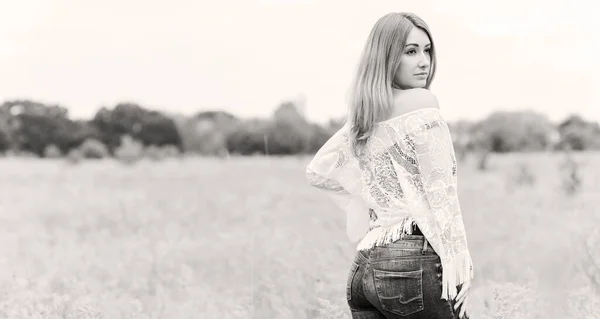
(418, 56, 429, 68)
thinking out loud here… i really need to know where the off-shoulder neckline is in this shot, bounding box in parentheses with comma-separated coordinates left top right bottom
(375, 107, 440, 126)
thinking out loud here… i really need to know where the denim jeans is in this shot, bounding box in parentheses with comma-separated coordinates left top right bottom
(346, 234, 464, 318)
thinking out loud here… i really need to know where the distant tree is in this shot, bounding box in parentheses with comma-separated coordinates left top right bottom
(92, 103, 183, 154)
(15, 113, 62, 156)
(268, 100, 312, 154)
(472, 110, 555, 153)
(222, 99, 318, 155)
(0, 108, 13, 153)
(53, 119, 101, 154)
(174, 110, 239, 156)
(0, 100, 93, 156)
(226, 118, 271, 155)
(556, 114, 600, 151)
(0, 129, 8, 154)
(267, 120, 308, 154)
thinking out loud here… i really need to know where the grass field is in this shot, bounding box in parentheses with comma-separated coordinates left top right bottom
(0, 152, 599, 318)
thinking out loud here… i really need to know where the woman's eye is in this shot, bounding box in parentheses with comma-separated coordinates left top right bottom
(406, 50, 416, 54)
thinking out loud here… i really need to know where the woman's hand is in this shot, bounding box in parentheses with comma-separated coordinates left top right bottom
(453, 281, 471, 318)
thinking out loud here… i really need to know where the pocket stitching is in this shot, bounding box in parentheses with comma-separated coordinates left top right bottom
(373, 269, 424, 316)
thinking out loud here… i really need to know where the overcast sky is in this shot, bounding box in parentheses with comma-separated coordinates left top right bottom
(0, 0, 598, 124)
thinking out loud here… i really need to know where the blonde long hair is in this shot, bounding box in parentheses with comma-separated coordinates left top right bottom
(347, 12, 437, 157)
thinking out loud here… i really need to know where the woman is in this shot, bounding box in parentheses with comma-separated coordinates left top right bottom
(306, 12, 474, 318)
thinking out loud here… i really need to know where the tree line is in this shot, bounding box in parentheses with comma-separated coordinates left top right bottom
(0, 99, 598, 160)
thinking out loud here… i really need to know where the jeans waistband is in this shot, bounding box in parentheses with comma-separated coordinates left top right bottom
(356, 234, 435, 263)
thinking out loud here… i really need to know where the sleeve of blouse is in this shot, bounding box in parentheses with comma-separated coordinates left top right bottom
(305, 130, 370, 242)
(410, 113, 472, 273)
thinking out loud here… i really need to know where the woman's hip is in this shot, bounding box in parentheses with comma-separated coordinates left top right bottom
(349, 235, 457, 318)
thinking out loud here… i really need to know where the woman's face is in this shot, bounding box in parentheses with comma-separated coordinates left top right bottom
(394, 27, 432, 89)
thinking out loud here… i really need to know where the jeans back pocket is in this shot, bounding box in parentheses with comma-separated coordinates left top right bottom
(373, 269, 424, 316)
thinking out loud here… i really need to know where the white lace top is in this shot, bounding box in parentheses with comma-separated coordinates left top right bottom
(305, 107, 474, 300)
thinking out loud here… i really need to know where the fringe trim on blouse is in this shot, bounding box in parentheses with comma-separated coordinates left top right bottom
(440, 250, 474, 300)
(355, 217, 416, 251)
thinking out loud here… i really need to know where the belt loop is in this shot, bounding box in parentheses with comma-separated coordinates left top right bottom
(421, 237, 427, 254)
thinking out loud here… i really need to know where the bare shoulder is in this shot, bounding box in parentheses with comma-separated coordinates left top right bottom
(390, 88, 439, 118)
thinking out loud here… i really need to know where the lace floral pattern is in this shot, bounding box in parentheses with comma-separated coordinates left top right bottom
(305, 170, 349, 194)
(305, 108, 473, 300)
